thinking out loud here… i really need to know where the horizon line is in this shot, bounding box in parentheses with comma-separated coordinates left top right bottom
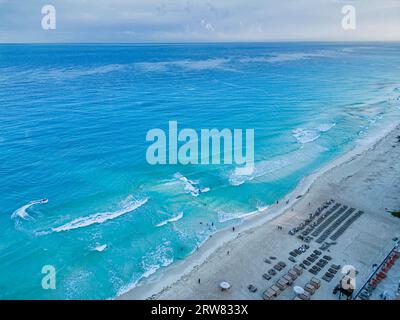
(1, 40, 400, 45)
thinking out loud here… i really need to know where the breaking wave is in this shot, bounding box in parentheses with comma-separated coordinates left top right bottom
(229, 144, 328, 186)
(117, 243, 174, 297)
(51, 197, 148, 233)
(218, 205, 269, 223)
(293, 122, 336, 144)
(155, 212, 184, 227)
(174, 173, 210, 197)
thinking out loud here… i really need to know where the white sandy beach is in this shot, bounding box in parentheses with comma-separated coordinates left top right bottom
(119, 123, 400, 300)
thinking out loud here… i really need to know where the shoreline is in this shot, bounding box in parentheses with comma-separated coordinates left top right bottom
(118, 121, 400, 300)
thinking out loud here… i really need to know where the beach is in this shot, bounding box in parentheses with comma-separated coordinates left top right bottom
(2, 43, 400, 300)
(120, 123, 400, 300)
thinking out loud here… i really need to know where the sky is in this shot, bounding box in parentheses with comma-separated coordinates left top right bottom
(0, 0, 399, 43)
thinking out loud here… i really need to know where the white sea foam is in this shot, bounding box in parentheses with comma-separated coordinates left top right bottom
(11, 199, 48, 220)
(51, 197, 148, 233)
(229, 144, 327, 186)
(317, 122, 336, 132)
(218, 205, 269, 223)
(173, 172, 210, 197)
(135, 58, 230, 72)
(155, 212, 184, 227)
(49, 64, 126, 79)
(93, 244, 107, 252)
(292, 128, 321, 144)
(117, 243, 174, 296)
(239, 51, 336, 64)
(231, 122, 336, 186)
(293, 122, 336, 144)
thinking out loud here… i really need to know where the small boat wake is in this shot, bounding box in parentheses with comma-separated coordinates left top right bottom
(11, 199, 48, 220)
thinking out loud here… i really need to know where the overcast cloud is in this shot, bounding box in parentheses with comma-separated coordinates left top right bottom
(0, 0, 399, 42)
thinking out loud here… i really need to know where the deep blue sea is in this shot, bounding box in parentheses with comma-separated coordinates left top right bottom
(0, 43, 399, 299)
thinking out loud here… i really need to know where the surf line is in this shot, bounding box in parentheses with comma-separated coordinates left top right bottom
(146, 121, 255, 175)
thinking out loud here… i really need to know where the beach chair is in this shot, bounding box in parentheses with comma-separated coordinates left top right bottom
(283, 275, 294, 285)
(268, 269, 277, 276)
(288, 270, 298, 280)
(263, 273, 272, 281)
(276, 279, 287, 290)
(248, 284, 258, 293)
(309, 268, 318, 275)
(303, 259, 311, 266)
(322, 275, 332, 282)
(274, 264, 283, 271)
(298, 292, 311, 300)
(290, 251, 298, 257)
(310, 277, 321, 289)
(304, 283, 316, 295)
(271, 285, 281, 295)
(293, 265, 303, 275)
(262, 288, 277, 300)
(328, 267, 337, 274)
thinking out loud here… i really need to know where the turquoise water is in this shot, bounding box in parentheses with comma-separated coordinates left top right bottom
(0, 43, 399, 299)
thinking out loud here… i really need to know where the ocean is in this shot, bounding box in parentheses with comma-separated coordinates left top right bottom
(0, 43, 399, 299)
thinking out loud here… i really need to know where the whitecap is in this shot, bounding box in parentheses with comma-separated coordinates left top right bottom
(155, 212, 184, 227)
(173, 172, 210, 197)
(93, 244, 107, 252)
(51, 197, 148, 233)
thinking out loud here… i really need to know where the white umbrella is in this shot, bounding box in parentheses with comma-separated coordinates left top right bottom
(294, 286, 305, 295)
(220, 281, 231, 290)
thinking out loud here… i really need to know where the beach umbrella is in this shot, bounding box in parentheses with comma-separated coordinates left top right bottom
(220, 281, 231, 290)
(294, 286, 305, 295)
